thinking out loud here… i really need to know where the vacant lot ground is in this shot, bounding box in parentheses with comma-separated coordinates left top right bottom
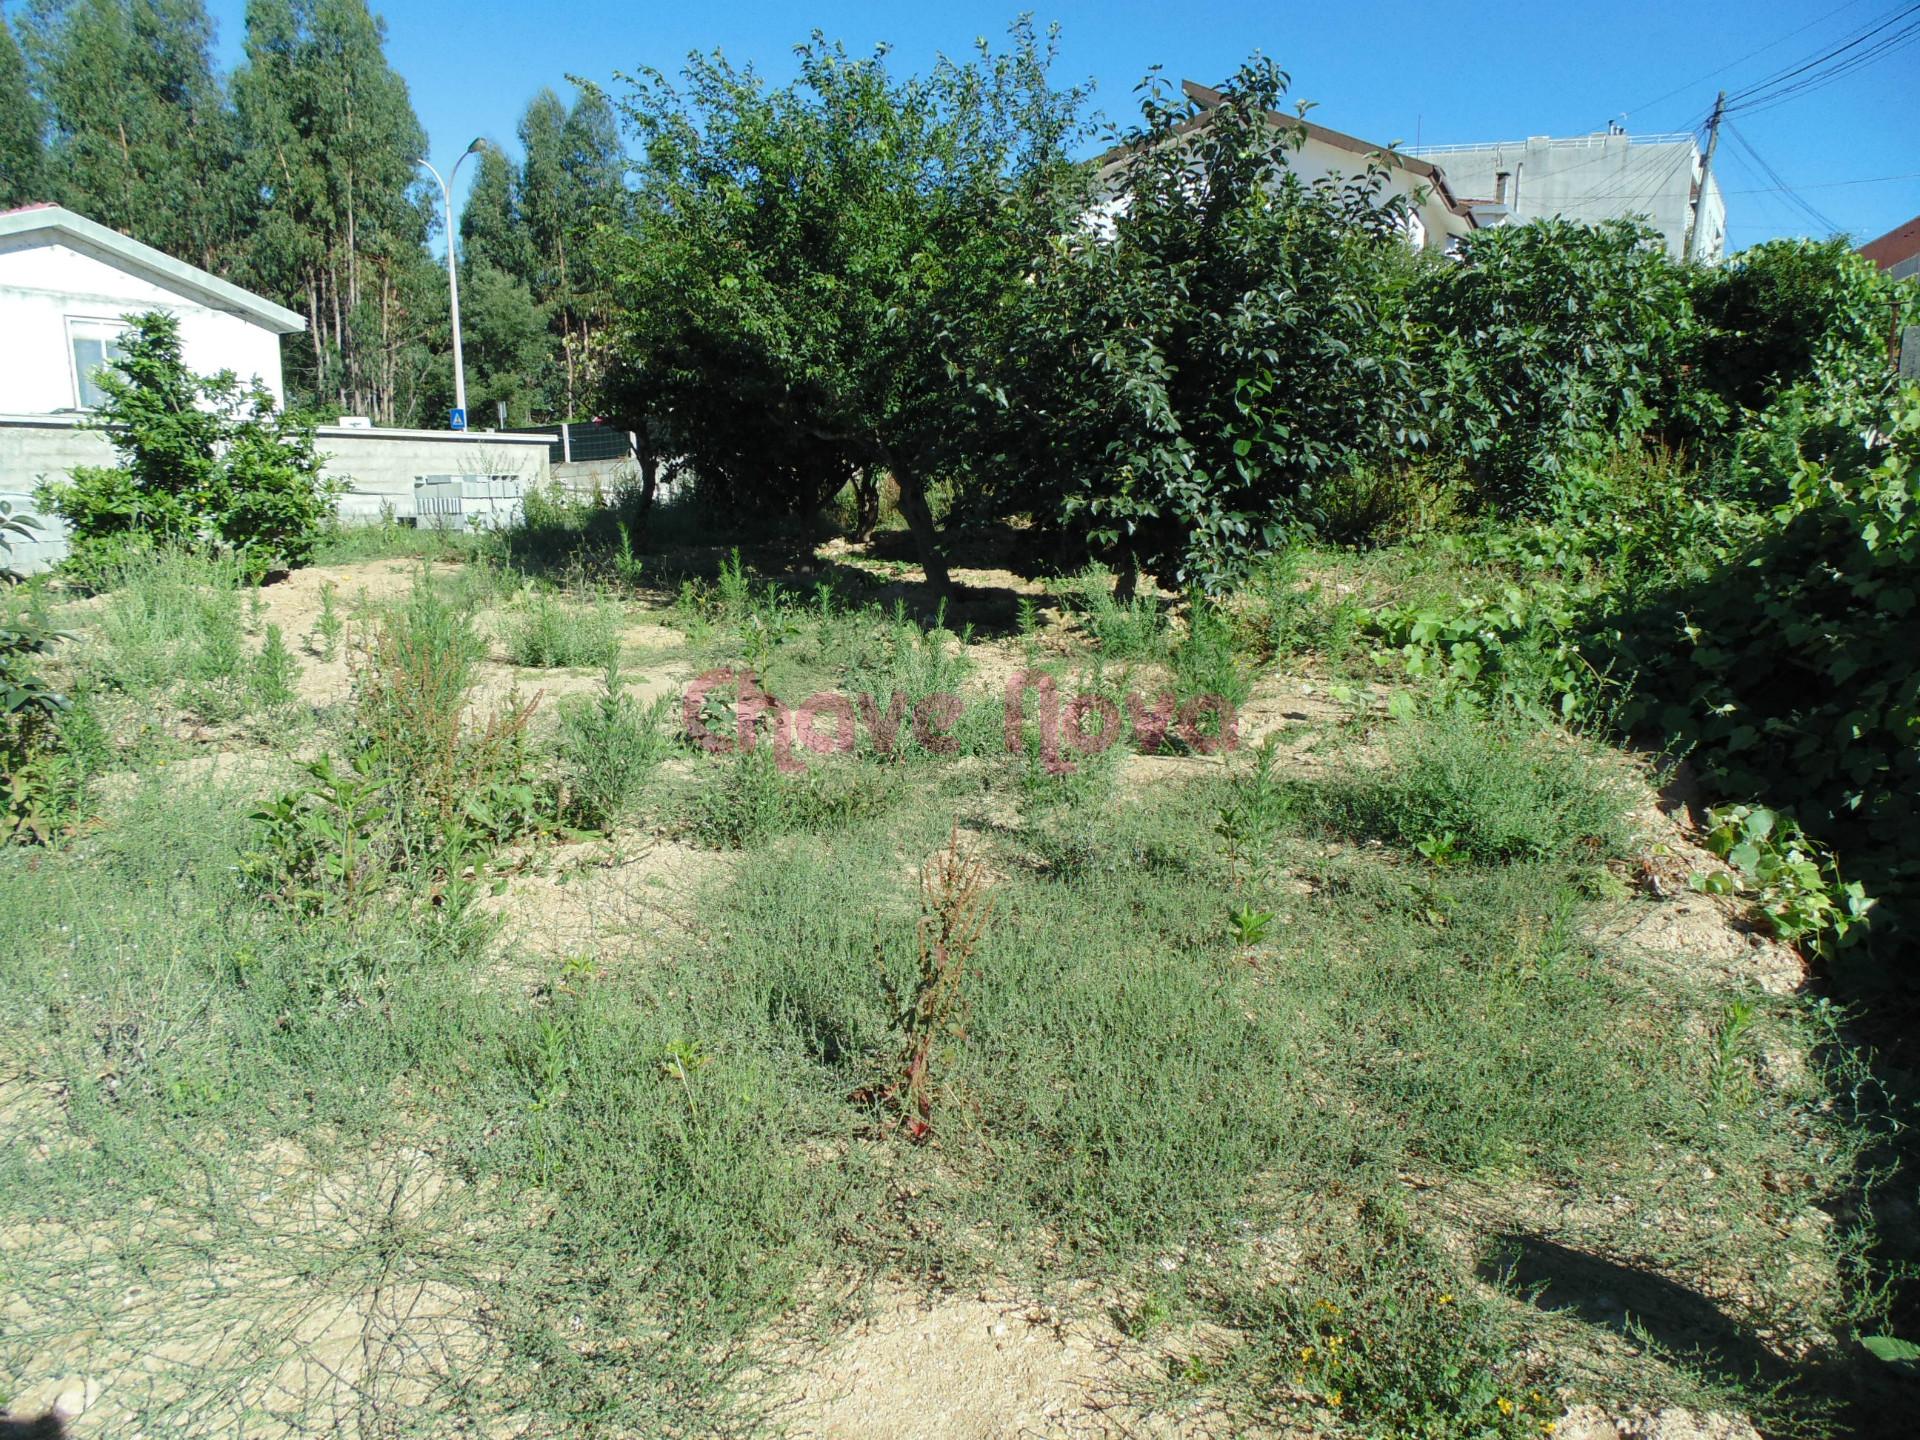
(0, 518, 1894, 1438)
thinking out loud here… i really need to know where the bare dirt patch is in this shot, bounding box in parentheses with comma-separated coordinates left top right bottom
(477, 831, 726, 975)
(771, 1283, 1242, 1440)
(0, 1138, 500, 1440)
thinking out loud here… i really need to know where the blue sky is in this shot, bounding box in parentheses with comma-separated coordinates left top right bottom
(199, 0, 1919, 251)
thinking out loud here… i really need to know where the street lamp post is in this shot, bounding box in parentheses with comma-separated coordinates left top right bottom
(418, 138, 488, 429)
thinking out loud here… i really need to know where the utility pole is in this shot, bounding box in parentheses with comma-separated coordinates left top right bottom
(418, 139, 488, 429)
(1684, 91, 1725, 263)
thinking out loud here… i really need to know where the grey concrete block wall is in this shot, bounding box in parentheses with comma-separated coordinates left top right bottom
(0, 415, 551, 572)
(315, 426, 551, 522)
(0, 418, 105, 573)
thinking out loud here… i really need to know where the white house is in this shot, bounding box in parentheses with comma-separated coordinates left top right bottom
(1092, 82, 1479, 252)
(0, 202, 305, 413)
(0, 204, 555, 574)
(1183, 82, 1478, 250)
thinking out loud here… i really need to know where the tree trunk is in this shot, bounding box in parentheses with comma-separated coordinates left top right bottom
(884, 452, 951, 596)
(639, 452, 659, 515)
(852, 468, 880, 542)
(1113, 546, 1139, 605)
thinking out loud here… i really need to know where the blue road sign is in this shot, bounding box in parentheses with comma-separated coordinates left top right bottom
(450, 407, 467, 431)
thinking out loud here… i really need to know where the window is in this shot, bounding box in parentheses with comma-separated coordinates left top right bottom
(68, 319, 128, 410)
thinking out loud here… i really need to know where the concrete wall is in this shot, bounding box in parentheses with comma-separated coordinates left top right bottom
(551, 455, 641, 496)
(0, 417, 94, 573)
(0, 235, 289, 412)
(320, 427, 551, 523)
(0, 415, 551, 571)
(1405, 134, 1725, 262)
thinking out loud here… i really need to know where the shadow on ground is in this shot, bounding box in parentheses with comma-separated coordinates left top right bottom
(1481, 1232, 1914, 1437)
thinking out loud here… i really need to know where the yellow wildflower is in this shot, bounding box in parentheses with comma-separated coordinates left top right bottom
(1497, 1397, 1514, 1416)
(1300, 1346, 1314, 1362)
(1437, 1293, 1453, 1305)
(1329, 1335, 1343, 1350)
(1326, 1392, 1343, 1407)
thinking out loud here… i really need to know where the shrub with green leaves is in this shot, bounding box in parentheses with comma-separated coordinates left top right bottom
(1306, 699, 1632, 867)
(1690, 804, 1874, 955)
(1172, 591, 1254, 712)
(1410, 217, 1706, 515)
(1693, 237, 1909, 427)
(1, 595, 71, 843)
(1618, 386, 1920, 934)
(1061, 565, 1167, 660)
(555, 664, 673, 831)
(503, 589, 621, 669)
(678, 744, 897, 850)
(37, 312, 333, 579)
(1001, 61, 1425, 590)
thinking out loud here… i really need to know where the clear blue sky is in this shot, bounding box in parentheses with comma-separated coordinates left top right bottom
(202, 0, 1920, 252)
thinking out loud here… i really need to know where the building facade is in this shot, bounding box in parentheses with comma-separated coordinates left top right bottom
(1405, 132, 1727, 261)
(0, 204, 306, 414)
(1092, 82, 1480, 253)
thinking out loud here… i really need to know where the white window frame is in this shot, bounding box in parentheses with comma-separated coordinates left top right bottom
(66, 316, 130, 410)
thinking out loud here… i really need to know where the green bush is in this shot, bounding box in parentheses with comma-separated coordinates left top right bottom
(1693, 237, 1905, 423)
(1618, 385, 1920, 931)
(678, 744, 897, 850)
(503, 588, 621, 669)
(1410, 218, 1705, 514)
(37, 312, 333, 579)
(1314, 461, 1464, 547)
(1, 597, 70, 843)
(1001, 61, 1424, 590)
(1061, 565, 1167, 660)
(78, 547, 262, 722)
(1172, 591, 1254, 712)
(555, 664, 673, 831)
(1306, 699, 1633, 867)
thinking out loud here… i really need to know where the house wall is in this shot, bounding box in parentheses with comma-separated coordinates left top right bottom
(1088, 130, 1471, 252)
(1284, 135, 1470, 250)
(0, 234, 289, 413)
(1405, 135, 1725, 261)
(0, 415, 550, 572)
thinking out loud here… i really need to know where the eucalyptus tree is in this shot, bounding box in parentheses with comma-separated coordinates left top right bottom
(14, 0, 238, 266)
(515, 84, 628, 418)
(232, 0, 438, 422)
(0, 12, 42, 207)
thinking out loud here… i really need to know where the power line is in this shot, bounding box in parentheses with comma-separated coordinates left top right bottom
(1722, 169, 1920, 193)
(1723, 2, 1918, 101)
(1722, 3, 1920, 113)
(1721, 150, 1815, 234)
(1612, 0, 1873, 125)
(1721, 123, 1843, 234)
(1726, 24, 1920, 118)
